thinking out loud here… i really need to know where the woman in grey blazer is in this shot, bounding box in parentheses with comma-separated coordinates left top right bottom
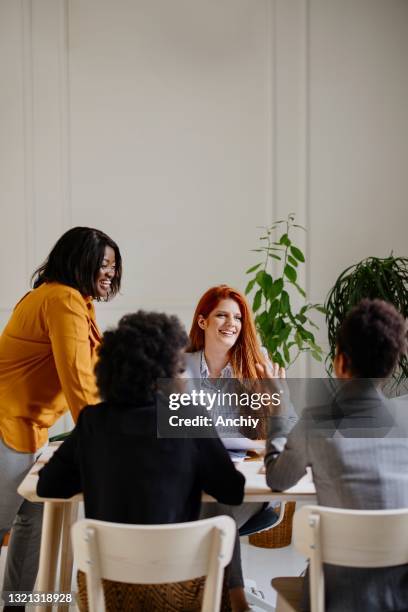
(185, 284, 285, 612)
(265, 299, 408, 612)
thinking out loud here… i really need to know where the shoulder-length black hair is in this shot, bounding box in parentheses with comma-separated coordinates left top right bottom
(32, 227, 122, 298)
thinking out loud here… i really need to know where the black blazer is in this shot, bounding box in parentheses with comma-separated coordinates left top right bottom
(37, 402, 245, 524)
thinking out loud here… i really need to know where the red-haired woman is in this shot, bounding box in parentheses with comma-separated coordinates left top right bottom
(184, 285, 285, 612)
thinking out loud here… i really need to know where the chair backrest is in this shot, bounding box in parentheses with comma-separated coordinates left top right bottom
(293, 505, 408, 612)
(71, 515, 235, 612)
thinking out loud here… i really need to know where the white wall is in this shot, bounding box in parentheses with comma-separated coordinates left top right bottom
(307, 0, 408, 373)
(1, 0, 408, 386)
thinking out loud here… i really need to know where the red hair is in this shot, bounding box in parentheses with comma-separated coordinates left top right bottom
(187, 285, 265, 380)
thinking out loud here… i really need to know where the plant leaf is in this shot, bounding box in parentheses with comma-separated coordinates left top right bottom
(280, 290, 290, 314)
(288, 255, 298, 267)
(253, 289, 262, 312)
(269, 278, 284, 300)
(245, 279, 256, 294)
(246, 263, 261, 274)
(256, 270, 273, 298)
(266, 337, 279, 354)
(273, 351, 284, 367)
(295, 331, 304, 348)
(269, 300, 280, 318)
(290, 246, 305, 262)
(278, 325, 291, 342)
(293, 282, 306, 298)
(284, 264, 297, 283)
(274, 318, 286, 333)
(279, 233, 291, 247)
(256, 311, 269, 330)
(299, 328, 315, 342)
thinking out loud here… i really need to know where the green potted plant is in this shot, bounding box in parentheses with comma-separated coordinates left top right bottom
(325, 255, 408, 385)
(245, 213, 325, 368)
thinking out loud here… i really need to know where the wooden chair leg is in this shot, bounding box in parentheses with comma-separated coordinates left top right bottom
(35, 502, 64, 612)
(57, 502, 79, 612)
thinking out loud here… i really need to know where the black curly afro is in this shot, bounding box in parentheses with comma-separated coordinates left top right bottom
(95, 311, 188, 405)
(336, 299, 407, 378)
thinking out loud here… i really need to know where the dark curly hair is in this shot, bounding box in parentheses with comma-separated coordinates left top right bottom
(336, 299, 407, 378)
(32, 227, 122, 299)
(95, 311, 188, 405)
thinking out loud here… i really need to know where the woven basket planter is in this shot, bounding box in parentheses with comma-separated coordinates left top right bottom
(248, 501, 296, 548)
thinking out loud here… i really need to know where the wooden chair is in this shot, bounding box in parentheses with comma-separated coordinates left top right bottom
(71, 515, 236, 612)
(272, 505, 408, 612)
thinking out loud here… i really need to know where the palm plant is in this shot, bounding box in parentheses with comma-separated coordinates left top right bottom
(325, 255, 408, 384)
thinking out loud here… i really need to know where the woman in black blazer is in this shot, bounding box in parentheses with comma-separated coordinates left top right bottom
(37, 311, 245, 525)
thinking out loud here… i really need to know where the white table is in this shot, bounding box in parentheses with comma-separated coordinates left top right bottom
(17, 443, 316, 612)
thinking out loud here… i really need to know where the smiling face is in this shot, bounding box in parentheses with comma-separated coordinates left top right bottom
(198, 298, 242, 352)
(95, 246, 116, 299)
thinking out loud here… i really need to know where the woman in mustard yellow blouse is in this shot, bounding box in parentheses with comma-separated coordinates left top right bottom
(0, 226, 122, 603)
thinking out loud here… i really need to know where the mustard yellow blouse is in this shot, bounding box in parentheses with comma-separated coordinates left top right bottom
(0, 282, 101, 452)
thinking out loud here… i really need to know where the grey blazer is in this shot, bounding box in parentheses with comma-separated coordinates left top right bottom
(265, 381, 408, 612)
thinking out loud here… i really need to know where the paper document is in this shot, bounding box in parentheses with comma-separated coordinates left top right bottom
(223, 437, 265, 451)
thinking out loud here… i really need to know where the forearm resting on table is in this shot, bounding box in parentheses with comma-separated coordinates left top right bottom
(265, 413, 307, 491)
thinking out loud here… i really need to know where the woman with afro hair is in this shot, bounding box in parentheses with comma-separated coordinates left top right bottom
(37, 310, 244, 524)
